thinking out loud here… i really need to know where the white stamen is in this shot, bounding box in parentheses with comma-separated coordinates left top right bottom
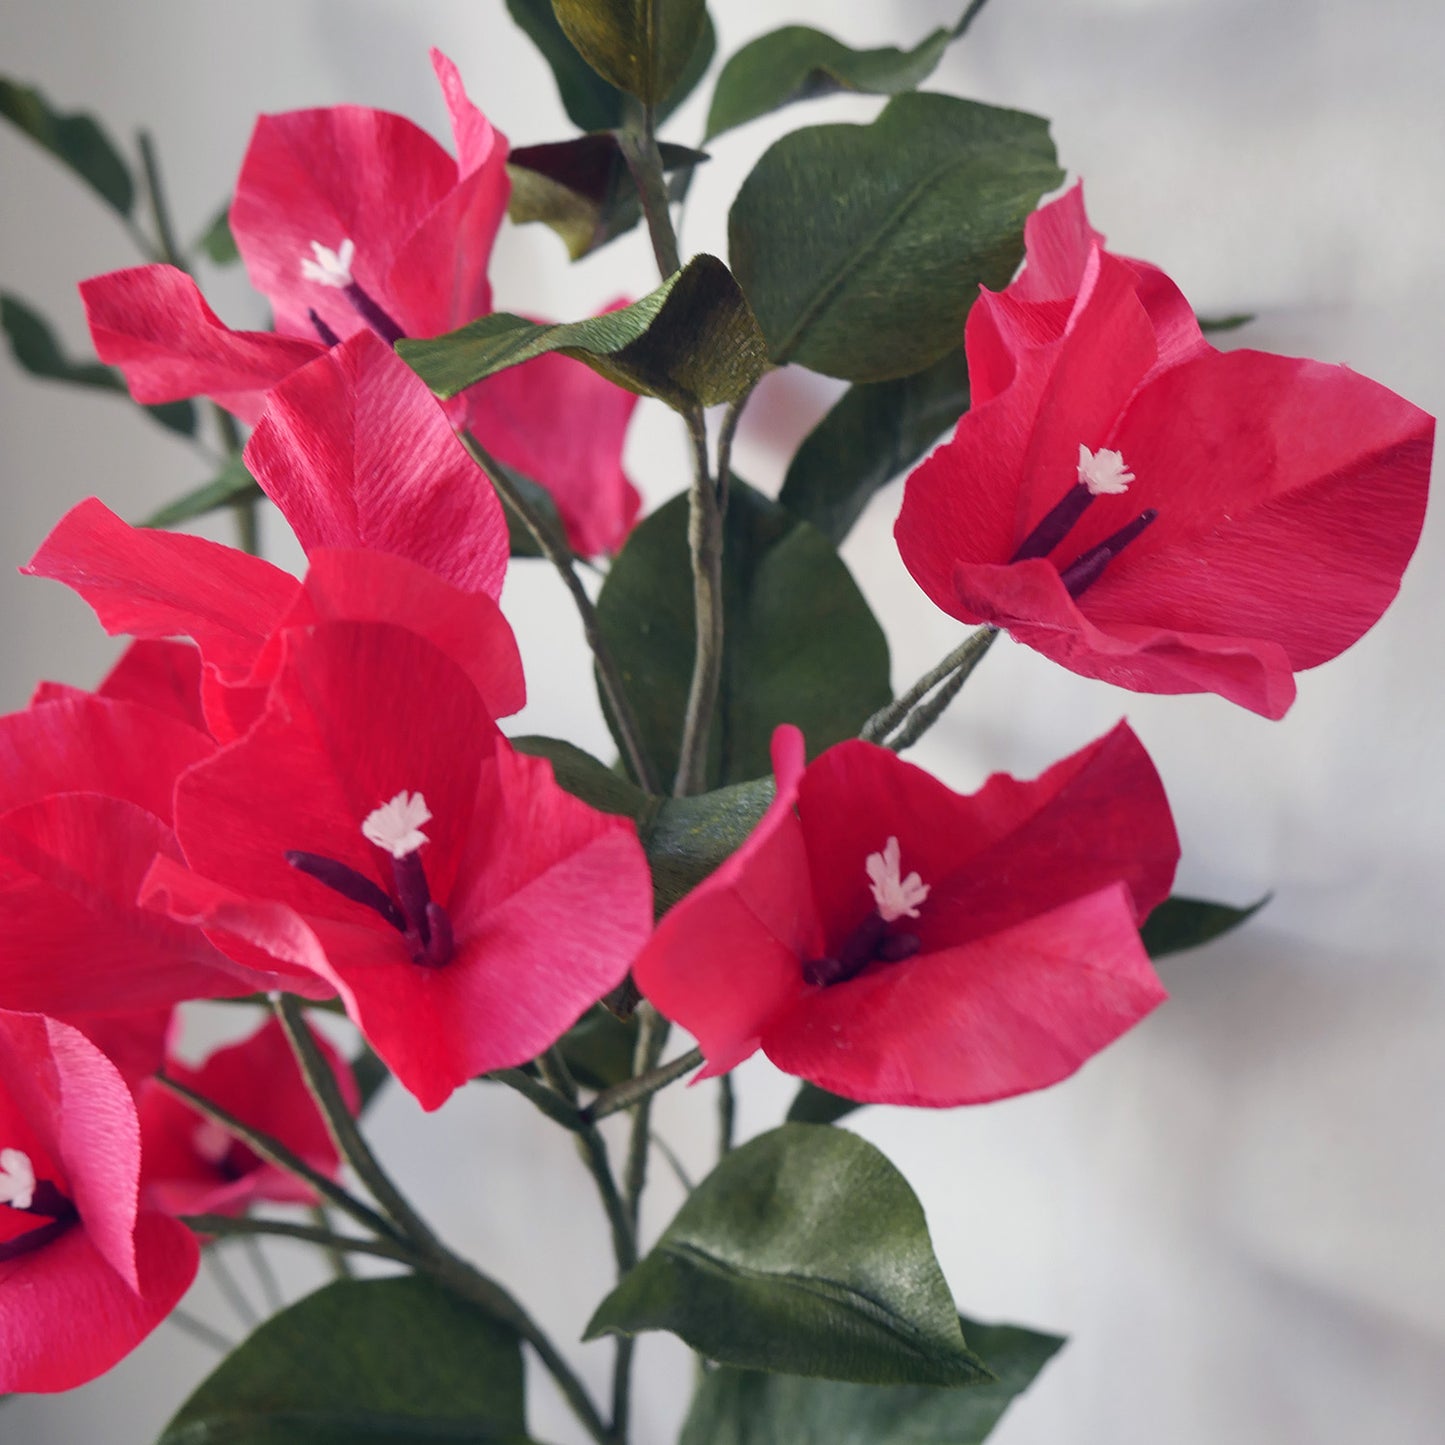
(192, 1121, 233, 1166)
(0, 1148, 36, 1211)
(1077, 443, 1135, 496)
(865, 837, 930, 923)
(362, 790, 433, 859)
(300, 237, 355, 288)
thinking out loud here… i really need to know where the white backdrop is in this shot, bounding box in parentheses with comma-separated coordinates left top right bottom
(2, 1, 1444, 1441)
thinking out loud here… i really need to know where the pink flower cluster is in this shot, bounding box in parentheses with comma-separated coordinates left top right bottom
(0, 59, 1431, 1396)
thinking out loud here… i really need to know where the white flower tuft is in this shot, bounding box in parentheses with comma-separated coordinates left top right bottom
(865, 837, 930, 923)
(0, 1147, 36, 1211)
(192, 1121, 233, 1166)
(300, 237, 355, 288)
(1077, 443, 1135, 496)
(362, 790, 433, 859)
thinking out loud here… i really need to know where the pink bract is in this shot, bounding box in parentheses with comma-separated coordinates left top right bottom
(633, 724, 1178, 1107)
(895, 187, 1434, 719)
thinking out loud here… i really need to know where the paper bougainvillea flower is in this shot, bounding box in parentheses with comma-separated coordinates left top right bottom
(0, 1008, 199, 1392)
(895, 187, 1434, 719)
(142, 620, 654, 1111)
(79, 50, 641, 554)
(137, 1015, 357, 1218)
(633, 724, 1178, 1107)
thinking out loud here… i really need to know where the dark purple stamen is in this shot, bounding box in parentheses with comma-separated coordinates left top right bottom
(1058, 508, 1158, 598)
(344, 281, 406, 346)
(804, 911, 920, 987)
(391, 852, 433, 950)
(0, 1179, 78, 1262)
(308, 307, 342, 348)
(287, 851, 406, 931)
(1010, 482, 1095, 562)
(421, 902, 454, 969)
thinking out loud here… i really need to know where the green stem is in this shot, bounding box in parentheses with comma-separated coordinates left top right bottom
(673, 408, 724, 797)
(491, 1067, 584, 1131)
(887, 638, 992, 750)
(203, 1243, 257, 1327)
(617, 109, 681, 278)
(274, 996, 443, 1254)
(953, 0, 996, 40)
(241, 1233, 284, 1313)
(137, 129, 184, 268)
(155, 1072, 397, 1240)
(183, 1213, 416, 1268)
(168, 1306, 235, 1354)
(459, 431, 660, 794)
(310, 1206, 354, 1279)
(580, 1045, 703, 1126)
(860, 627, 998, 744)
(717, 1075, 736, 1158)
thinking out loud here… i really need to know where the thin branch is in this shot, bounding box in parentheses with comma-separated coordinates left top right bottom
(650, 1131, 695, 1193)
(717, 1075, 736, 1158)
(310, 1205, 354, 1279)
(137, 129, 184, 268)
(580, 1045, 703, 1126)
(203, 1244, 257, 1328)
(273, 996, 441, 1253)
(953, 0, 996, 40)
(182, 1213, 414, 1268)
(155, 1072, 396, 1240)
(491, 1067, 584, 1131)
(617, 109, 681, 278)
(168, 1307, 235, 1354)
(860, 627, 998, 744)
(459, 431, 660, 794)
(622, 1007, 670, 1234)
(241, 1233, 284, 1313)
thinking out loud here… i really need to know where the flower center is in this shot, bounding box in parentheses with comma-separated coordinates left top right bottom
(803, 838, 927, 987)
(0, 1148, 78, 1261)
(1009, 443, 1157, 597)
(299, 237, 406, 347)
(286, 790, 455, 968)
(192, 1122, 260, 1182)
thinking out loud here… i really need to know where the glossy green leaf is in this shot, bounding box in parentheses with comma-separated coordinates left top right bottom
(729, 92, 1061, 383)
(399, 255, 766, 412)
(0, 76, 134, 215)
(508, 135, 707, 260)
(780, 349, 968, 545)
(705, 11, 967, 141)
(505, 1, 713, 129)
(587, 1124, 988, 1386)
(596, 480, 890, 791)
(158, 1275, 534, 1444)
(786, 1082, 863, 1127)
(554, 0, 708, 107)
(142, 455, 259, 528)
(1, 291, 196, 436)
(195, 203, 240, 265)
(1141, 894, 1268, 960)
(679, 1314, 1064, 1444)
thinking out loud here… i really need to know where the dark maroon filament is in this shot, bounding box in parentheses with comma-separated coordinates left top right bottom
(343, 281, 405, 346)
(308, 307, 342, 348)
(0, 1178, 79, 1262)
(286, 847, 455, 968)
(804, 912, 922, 988)
(1010, 482, 1096, 562)
(1058, 508, 1158, 598)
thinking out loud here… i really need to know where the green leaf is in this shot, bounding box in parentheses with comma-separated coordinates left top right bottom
(158, 1274, 536, 1444)
(505, 2, 713, 129)
(705, 15, 963, 141)
(587, 1123, 988, 1386)
(556, 1005, 640, 1091)
(0, 76, 134, 216)
(729, 92, 1062, 382)
(509, 736, 774, 915)
(142, 455, 260, 528)
(596, 480, 890, 791)
(779, 349, 968, 546)
(554, 0, 709, 107)
(786, 1082, 863, 1127)
(1141, 894, 1268, 960)
(644, 774, 775, 913)
(679, 1314, 1065, 1444)
(195, 202, 240, 265)
(1, 291, 196, 436)
(1197, 311, 1255, 333)
(399, 254, 766, 412)
(508, 134, 708, 260)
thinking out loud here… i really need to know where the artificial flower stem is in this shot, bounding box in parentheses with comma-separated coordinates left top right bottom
(617, 109, 681, 279)
(490, 1066, 585, 1131)
(718, 1074, 736, 1157)
(167, 1306, 235, 1355)
(137, 130, 184, 271)
(241, 1233, 284, 1312)
(579, 1045, 704, 1125)
(309, 1205, 354, 1279)
(155, 1072, 398, 1241)
(203, 1244, 258, 1327)
(274, 995, 440, 1253)
(460, 431, 660, 794)
(954, 0, 997, 38)
(182, 1212, 416, 1267)
(887, 636, 997, 751)
(861, 626, 999, 743)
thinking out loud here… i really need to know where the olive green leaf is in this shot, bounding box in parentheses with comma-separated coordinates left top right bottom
(0, 76, 134, 215)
